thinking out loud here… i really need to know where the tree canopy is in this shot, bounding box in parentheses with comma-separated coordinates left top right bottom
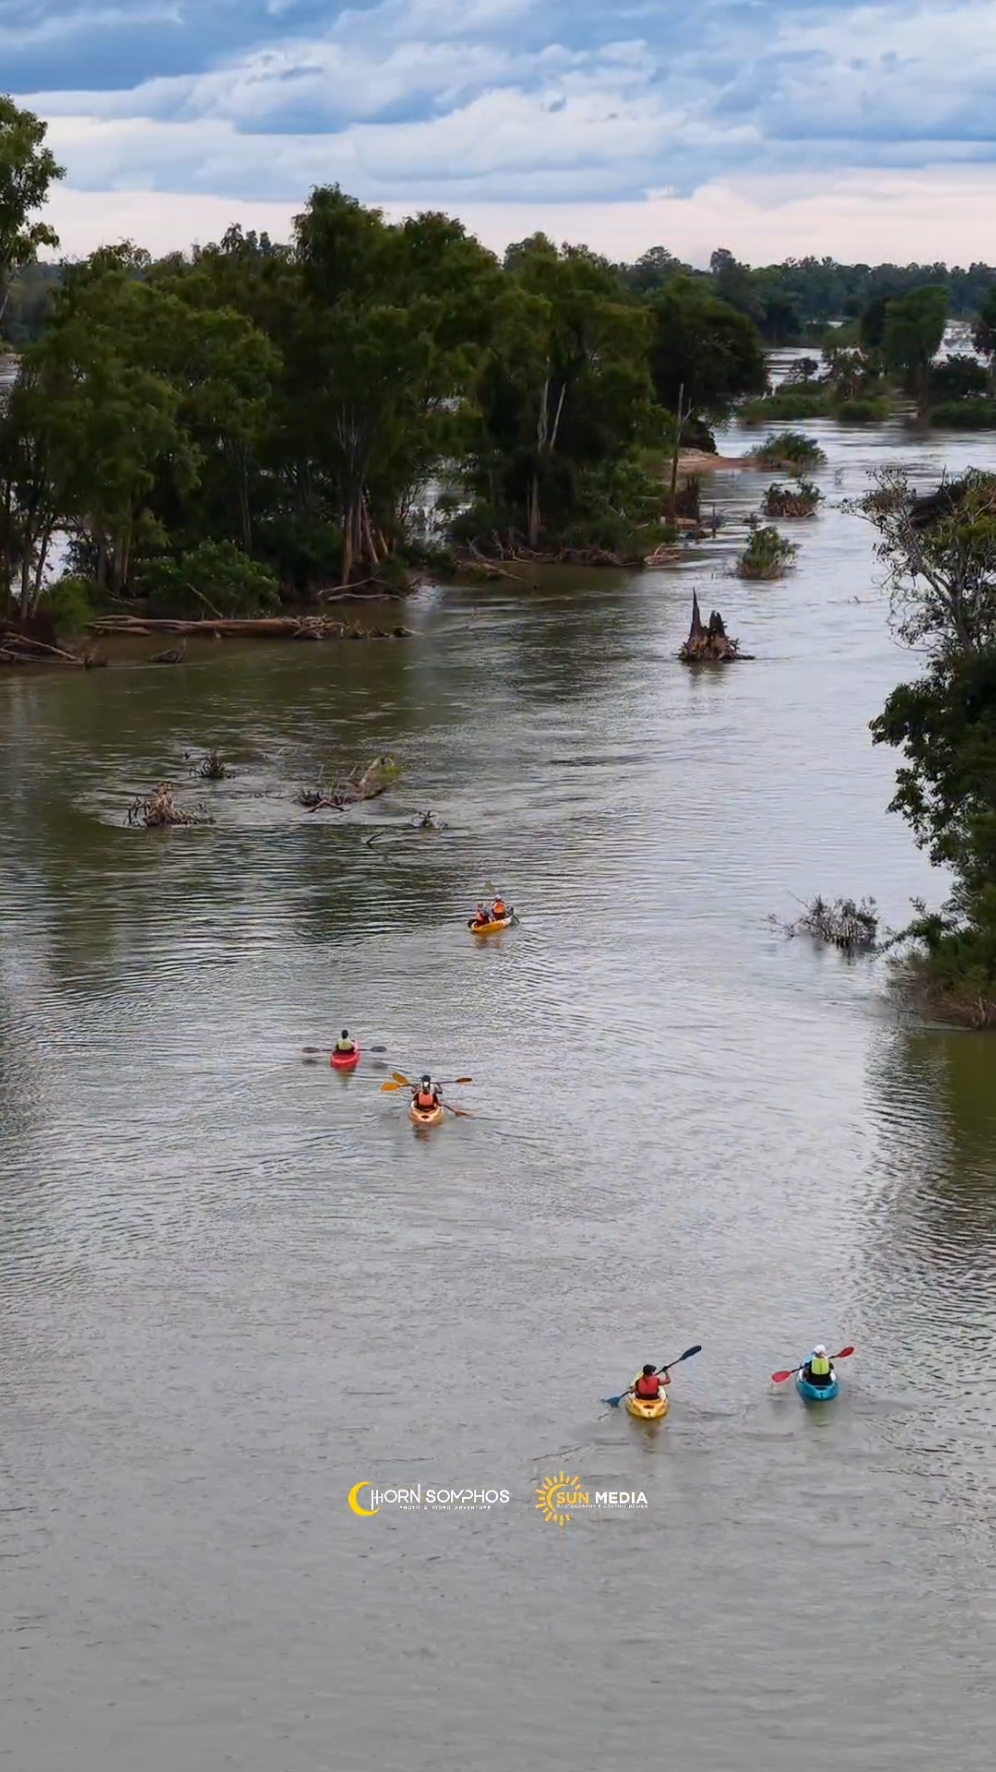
(0, 95, 63, 329)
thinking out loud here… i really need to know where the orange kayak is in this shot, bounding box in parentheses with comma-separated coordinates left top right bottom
(468, 910, 514, 936)
(409, 1100, 444, 1128)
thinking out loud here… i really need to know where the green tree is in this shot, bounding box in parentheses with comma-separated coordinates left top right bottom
(862, 471, 996, 1022)
(871, 648, 996, 1021)
(290, 186, 497, 580)
(0, 97, 63, 333)
(855, 468, 996, 655)
(859, 294, 890, 352)
(883, 285, 949, 413)
(971, 285, 996, 362)
(465, 235, 654, 545)
(141, 540, 279, 617)
(647, 278, 767, 422)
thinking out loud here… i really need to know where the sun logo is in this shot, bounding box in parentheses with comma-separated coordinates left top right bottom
(536, 1471, 588, 1527)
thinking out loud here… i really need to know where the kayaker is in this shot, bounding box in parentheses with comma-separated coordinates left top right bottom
(800, 1345, 835, 1389)
(491, 894, 508, 919)
(630, 1364, 671, 1402)
(334, 1030, 356, 1055)
(473, 901, 490, 926)
(413, 1074, 441, 1111)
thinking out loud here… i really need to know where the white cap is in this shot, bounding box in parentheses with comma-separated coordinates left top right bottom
(813, 1344, 827, 1356)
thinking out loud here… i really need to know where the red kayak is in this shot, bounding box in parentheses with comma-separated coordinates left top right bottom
(330, 1048, 360, 1071)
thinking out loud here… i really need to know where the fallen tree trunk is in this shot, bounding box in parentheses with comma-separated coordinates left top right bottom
(0, 626, 86, 665)
(90, 616, 350, 638)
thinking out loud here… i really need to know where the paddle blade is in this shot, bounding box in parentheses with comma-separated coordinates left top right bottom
(602, 1394, 626, 1408)
(771, 1368, 798, 1384)
(391, 1072, 412, 1086)
(437, 1077, 473, 1086)
(674, 1344, 701, 1364)
(834, 1346, 855, 1360)
(380, 1080, 405, 1093)
(443, 1104, 475, 1118)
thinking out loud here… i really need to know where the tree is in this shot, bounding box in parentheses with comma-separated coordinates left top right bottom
(859, 294, 890, 352)
(929, 354, 990, 403)
(647, 278, 767, 421)
(861, 468, 996, 1021)
(883, 285, 949, 413)
(0, 97, 63, 330)
(871, 642, 996, 1021)
(854, 469, 996, 656)
(465, 235, 654, 545)
(972, 286, 996, 362)
(290, 186, 497, 580)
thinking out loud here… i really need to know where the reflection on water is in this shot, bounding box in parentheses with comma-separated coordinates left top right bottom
(2, 413, 996, 1771)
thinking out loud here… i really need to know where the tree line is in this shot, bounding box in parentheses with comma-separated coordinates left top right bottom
(620, 248, 996, 343)
(1, 98, 773, 619)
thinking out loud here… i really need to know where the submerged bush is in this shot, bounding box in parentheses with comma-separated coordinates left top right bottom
(740, 388, 830, 423)
(748, 430, 827, 471)
(929, 400, 996, 430)
(39, 574, 96, 635)
(761, 480, 823, 519)
(831, 396, 890, 423)
(736, 521, 799, 579)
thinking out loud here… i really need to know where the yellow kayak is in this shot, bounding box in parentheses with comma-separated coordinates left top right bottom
(409, 1100, 444, 1128)
(625, 1391, 669, 1421)
(469, 912, 514, 936)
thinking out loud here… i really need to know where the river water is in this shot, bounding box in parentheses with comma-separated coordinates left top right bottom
(3, 416, 996, 1772)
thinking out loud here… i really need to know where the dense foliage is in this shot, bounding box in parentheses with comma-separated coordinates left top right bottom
(1, 169, 780, 612)
(864, 471, 996, 1022)
(618, 247, 996, 343)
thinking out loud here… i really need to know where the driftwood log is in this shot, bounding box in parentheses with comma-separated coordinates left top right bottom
(0, 624, 86, 666)
(679, 592, 748, 663)
(90, 615, 413, 642)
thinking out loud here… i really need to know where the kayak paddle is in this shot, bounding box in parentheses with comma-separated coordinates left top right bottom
(771, 1345, 854, 1383)
(302, 1043, 387, 1056)
(603, 1344, 702, 1407)
(379, 1070, 471, 1084)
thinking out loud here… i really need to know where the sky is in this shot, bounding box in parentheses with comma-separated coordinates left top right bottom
(5, 0, 996, 264)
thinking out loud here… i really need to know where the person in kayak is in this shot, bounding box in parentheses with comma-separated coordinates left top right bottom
(334, 1030, 356, 1055)
(491, 894, 508, 919)
(630, 1364, 671, 1402)
(800, 1345, 835, 1388)
(413, 1074, 441, 1111)
(472, 901, 490, 926)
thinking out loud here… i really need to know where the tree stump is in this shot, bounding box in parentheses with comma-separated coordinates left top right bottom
(678, 592, 745, 662)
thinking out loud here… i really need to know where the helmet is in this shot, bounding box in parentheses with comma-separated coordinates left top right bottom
(813, 1344, 827, 1357)
(421, 1074, 431, 1086)
(642, 1364, 656, 1376)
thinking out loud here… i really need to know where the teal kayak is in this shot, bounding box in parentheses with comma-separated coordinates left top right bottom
(796, 1371, 838, 1402)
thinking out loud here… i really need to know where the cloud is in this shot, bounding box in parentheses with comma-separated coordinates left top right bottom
(7, 0, 996, 232)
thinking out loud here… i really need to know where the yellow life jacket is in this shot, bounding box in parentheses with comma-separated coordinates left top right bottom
(810, 1354, 830, 1376)
(335, 1038, 354, 1053)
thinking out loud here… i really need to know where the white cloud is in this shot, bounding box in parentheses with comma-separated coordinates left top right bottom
(11, 0, 996, 244)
